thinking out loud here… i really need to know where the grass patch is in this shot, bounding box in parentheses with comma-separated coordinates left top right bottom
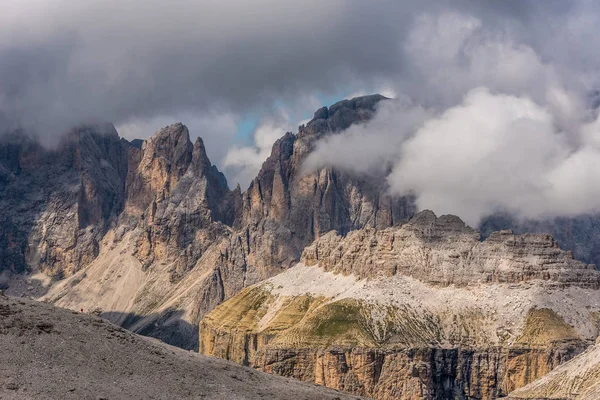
(515, 308, 580, 347)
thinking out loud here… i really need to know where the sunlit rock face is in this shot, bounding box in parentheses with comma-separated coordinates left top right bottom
(199, 211, 600, 399)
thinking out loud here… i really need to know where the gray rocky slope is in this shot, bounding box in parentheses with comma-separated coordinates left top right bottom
(507, 338, 600, 400)
(0, 292, 364, 400)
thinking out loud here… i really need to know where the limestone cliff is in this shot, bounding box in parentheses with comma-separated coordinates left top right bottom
(302, 210, 600, 288)
(199, 211, 600, 399)
(507, 338, 600, 400)
(0, 124, 128, 278)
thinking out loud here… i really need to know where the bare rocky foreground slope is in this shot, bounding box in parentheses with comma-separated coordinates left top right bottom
(199, 211, 600, 399)
(0, 292, 363, 400)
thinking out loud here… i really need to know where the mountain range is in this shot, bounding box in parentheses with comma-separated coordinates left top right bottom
(2, 94, 600, 399)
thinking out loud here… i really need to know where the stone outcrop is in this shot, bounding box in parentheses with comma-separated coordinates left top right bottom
(239, 94, 412, 274)
(303, 210, 600, 288)
(508, 338, 600, 400)
(0, 124, 128, 277)
(298, 94, 388, 138)
(128, 123, 233, 279)
(482, 213, 600, 272)
(199, 212, 600, 399)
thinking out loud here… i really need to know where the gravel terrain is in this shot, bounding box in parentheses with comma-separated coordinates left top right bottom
(0, 293, 365, 400)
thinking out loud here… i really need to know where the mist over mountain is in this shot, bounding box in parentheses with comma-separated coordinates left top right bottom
(4, 2, 600, 399)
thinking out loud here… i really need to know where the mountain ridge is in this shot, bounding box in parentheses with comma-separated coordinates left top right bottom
(3, 94, 407, 350)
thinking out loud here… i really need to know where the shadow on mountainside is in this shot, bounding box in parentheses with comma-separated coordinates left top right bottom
(100, 309, 199, 351)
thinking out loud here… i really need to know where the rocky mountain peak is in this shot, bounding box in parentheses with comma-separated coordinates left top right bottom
(298, 93, 388, 138)
(190, 136, 228, 191)
(191, 136, 210, 173)
(404, 209, 477, 240)
(125, 123, 195, 211)
(141, 122, 193, 176)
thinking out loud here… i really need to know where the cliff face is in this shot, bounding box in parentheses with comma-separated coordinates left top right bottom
(481, 213, 600, 271)
(37, 123, 238, 349)
(508, 338, 600, 400)
(251, 347, 582, 400)
(238, 94, 412, 272)
(126, 123, 233, 280)
(303, 210, 600, 288)
(0, 124, 128, 278)
(199, 212, 600, 399)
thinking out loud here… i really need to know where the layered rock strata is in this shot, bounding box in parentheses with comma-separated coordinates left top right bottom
(508, 338, 600, 400)
(199, 212, 600, 399)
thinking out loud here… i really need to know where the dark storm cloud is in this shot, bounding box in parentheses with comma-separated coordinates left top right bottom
(0, 0, 398, 137)
(0, 0, 581, 139)
(4, 0, 600, 215)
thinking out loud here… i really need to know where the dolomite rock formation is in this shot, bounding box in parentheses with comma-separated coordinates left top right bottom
(507, 339, 600, 400)
(302, 210, 600, 288)
(26, 94, 410, 349)
(199, 211, 600, 399)
(2, 91, 600, 400)
(482, 213, 600, 271)
(0, 124, 129, 278)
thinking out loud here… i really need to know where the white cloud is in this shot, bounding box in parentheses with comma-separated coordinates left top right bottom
(223, 118, 292, 189)
(303, 10, 600, 225)
(388, 88, 572, 225)
(303, 98, 431, 176)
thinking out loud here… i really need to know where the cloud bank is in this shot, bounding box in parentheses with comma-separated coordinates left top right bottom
(303, 5, 600, 225)
(0, 2, 579, 135)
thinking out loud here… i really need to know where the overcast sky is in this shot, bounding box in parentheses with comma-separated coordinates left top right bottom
(3, 1, 600, 223)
